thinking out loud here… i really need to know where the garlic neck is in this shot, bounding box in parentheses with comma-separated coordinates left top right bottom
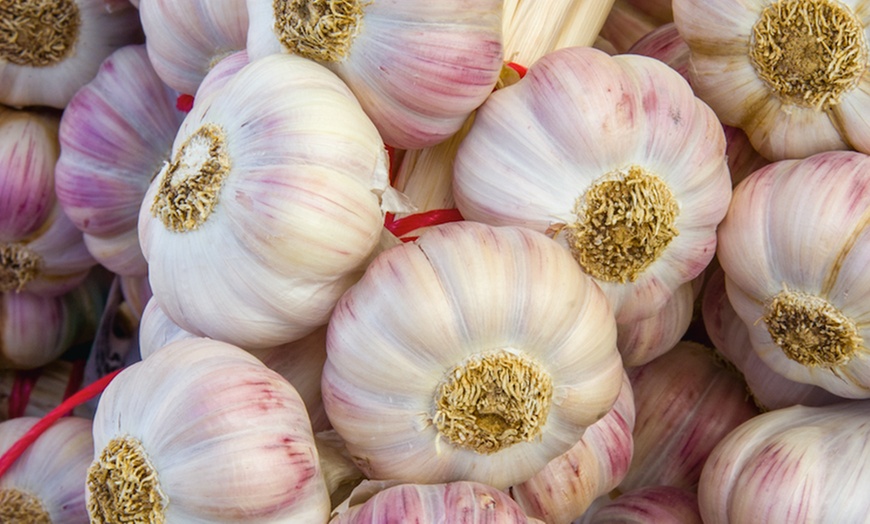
(87, 436, 168, 524)
(272, 0, 365, 62)
(0, 0, 81, 67)
(749, 0, 867, 110)
(0, 243, 42, 293)
(432, 349, 553, 454)
(0, 488, 51, 524)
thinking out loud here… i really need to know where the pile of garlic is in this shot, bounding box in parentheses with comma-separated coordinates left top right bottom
(1, 1, 870, 523)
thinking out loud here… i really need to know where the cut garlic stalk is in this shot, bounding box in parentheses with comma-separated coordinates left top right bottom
(586, 486, 701, 524)
(87, 337, 330, 523)
(0, 416, 94, 523)
(718, 150, 870, 398)
(245, 0, 504, 149)
(453, 46, 731, 323)
(674, 0, 870, 160)
(322, 222, 623, 489)
(0, 0, 143, 109)
(698, 401, 870, 523)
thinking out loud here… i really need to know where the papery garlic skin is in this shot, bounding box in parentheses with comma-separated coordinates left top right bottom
(718, 150, 870, 398)
(0, 416, 94, 523)
(586, 486, 701, 524)
(139, 53, 392, 349)
(698, 401, 870, 523)
(454, 46, 731, 324)
(322, 222, 623, 490)
(246, 0, 503, 149)
(87, 337, 330, 523)
(0, 0, 143, 109)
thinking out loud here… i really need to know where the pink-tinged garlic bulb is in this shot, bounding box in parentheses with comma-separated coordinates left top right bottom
(453, 46, 731, 324)
(138, 53, 402, 350)
(139, 0, 248, 95)
(598, 0, 667, 54)
(702, 267, 844, 410)
(331, 481, 541, 523)
(322, 222, 623, 489)
(0, 360, 94, 420)
(698, 401, 870, 523)
(0, 0, 143, 109)
(245, 0, 503, 149)
(718, 150, 870, 398)
(0, 416, 94, 523)
(55, 44, 186, 277)
(673, 0, 870, 161)
(585, 486, 701, 524)
(87, 337, 330, 523)
(620, 341, 759, 492)
(510, 371, 635, 524)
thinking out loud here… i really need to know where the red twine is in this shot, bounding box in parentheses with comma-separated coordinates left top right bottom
(506, 62, 528, 78)
(7, 370, 40, 420)
(176, 94, 195, 112)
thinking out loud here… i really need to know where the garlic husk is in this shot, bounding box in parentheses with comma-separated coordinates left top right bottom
(673, 0, 870, 161)
(0, 0, 143, 109)
(315, 430, 366, 509)
(87, 337, 330, 523)
(698, 401, 870, 523)
(330, 481, 541, 523)
(717, 150, 870, 398)
(0, 416, 94, 523)
(453, 46, 732, 324)
(322, 221, 623, 489)
(620, 341, 759, 492)
(0, 360, 94, 420)
(140, 0, 248, 95)
(55, 44, 185, 277)
(702, 266, 844, 410)
(139, 53, 395, 349)
(245, 0, 504, 149)
(119, 273, 152, 321)
(509, 371, 635, 524)
(585, 486, 701, 524)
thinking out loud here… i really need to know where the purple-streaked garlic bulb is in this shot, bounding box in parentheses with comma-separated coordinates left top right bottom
(585, 485, 701, 524)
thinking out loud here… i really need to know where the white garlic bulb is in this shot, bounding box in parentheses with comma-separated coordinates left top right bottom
(139, 53, 399, 349)
(245, 0, 504, 149)
(453, 46, 732, 324)
(322, 221, 623, 490)
(87, 337, 330, 523)
(717, 150, 870, 398)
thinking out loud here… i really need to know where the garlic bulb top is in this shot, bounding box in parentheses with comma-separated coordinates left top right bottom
(717, 150, 870, 398)
(673, 0, 870, 161)
(245, 0, 504, 149)
(322, 221, 623, 490)
(0, 0, 143, 109)
(138, 53, 395, 349)
(453, 46, 731, 323)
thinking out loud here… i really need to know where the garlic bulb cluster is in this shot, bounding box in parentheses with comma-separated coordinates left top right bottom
(0, 0, 143, 109)
(56, 44, 186, 277)
(718, 150, 870, 398)
(698, 401, 870, 523)
(0, 416, 94, 523)
(245, 0, 504, 149)
(139, 53, 399, 349)
(87, 337, 330, 523)
(322, 221, 623, 490)
(673, 0, 870, 161)
(453, 45, 731, 324)
(139, 0, 249, 95)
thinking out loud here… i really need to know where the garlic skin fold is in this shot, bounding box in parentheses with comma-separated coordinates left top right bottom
(245, 0, 504, 149)
(717, 150, 870, 398)
(453, 46, 731, 324)
(698, 401, 870, 523)
(138, 53, 392, 349)
(322, 222, 623, 490)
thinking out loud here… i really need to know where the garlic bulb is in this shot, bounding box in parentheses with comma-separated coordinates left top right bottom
(509, 371, 635, 524)
(0, 0, 143, 109)
(698, 401, 870, 523)
(322, 221, 623, 489)
(598, 0, 666, 54)
(245, 0, 504, 149)
(55, 44, 186, 277)
(0, 416, 94, 523)
(717, 150, 870, 398)
(586, 486, 701, 524)
(673, 0, 870, 161)
(453, 46, 732, 324)
(87, 337, 330, 523)
(139, 53, 397, 349)
(139, 0, 248, 95)
(0, 360, 94, 420)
